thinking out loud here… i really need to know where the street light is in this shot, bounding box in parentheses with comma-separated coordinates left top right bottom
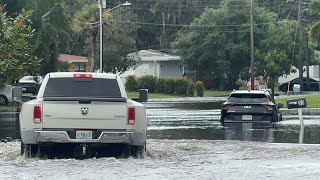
(98, 1, 131, 73)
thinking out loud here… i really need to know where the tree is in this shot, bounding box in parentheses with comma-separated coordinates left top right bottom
(0, 7, 41, 86)
(73, 3, 99, 71)
(102, 9, 139, 73)
(172, 0, 280, 89)
(0, 0, 26, 16)
(29, 0, 71, 75)
(256, 20, 299, 94)
(127, 0, 221, 49)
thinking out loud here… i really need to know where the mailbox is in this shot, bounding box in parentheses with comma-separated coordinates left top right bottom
(287, 98, 307, 109)
(139, 89, 148, 102)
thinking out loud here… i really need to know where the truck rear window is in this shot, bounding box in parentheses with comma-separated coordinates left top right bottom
(228, 93, 268, 103)
(43, 78, 122, 98)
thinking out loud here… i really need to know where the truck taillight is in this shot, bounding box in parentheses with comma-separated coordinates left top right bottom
(73, 74, 92, 78)
(33, 105, 42, 124)
(128, 107, 135, 125)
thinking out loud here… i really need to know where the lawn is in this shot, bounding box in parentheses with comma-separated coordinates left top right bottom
(127, 90, 231, 99)
(275, 94, 320, 108)
(127, 92, 178, 99)
(0, 105, 15, 111)
(203, 90, 231, 97)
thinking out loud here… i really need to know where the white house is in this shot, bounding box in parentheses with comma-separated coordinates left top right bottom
(120, 49, 184, 83)
(278, 65, 320, 85)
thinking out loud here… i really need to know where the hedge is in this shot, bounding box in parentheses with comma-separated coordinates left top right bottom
(125, 75, 138, 91)
(195, 81, 204, 97)
(125, 75, 205, 97)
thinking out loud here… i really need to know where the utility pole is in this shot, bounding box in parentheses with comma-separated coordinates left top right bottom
(250, 0, 255, 90)
(98, 0, 104, 73)
(305, 32, 310, 90)
(298, 0, 304, 91)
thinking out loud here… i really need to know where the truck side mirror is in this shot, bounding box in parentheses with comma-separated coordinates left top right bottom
(12, 86, 22, 103)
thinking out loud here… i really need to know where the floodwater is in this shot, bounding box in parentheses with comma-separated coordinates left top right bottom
(1, 97, 320, 179)
(1, 97, 320, 144)
(146, 97, 320, 144)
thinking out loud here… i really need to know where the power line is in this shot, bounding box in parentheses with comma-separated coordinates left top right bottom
(111, 4, 288, 13)
(73, 19, 99, 25)
(108, 20, 289, 28)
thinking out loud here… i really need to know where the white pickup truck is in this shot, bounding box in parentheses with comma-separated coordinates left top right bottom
(19, 72, 147, 158)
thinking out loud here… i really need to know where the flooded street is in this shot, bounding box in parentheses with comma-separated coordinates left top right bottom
(1, 97, 320, 179)
(1, 139, 320, 180)
(146, 97, 320, 144)
(1, 96, 320, 144)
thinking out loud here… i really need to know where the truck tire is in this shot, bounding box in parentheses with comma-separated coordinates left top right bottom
(130, 142, 146, 158)
(21, 142, 38, 158)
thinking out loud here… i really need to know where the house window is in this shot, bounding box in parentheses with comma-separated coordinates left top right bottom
(74, 64, 86, 72)
(180, 65, 183, 72)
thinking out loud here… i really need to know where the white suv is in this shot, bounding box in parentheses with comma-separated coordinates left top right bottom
(0, 85, 13, 106)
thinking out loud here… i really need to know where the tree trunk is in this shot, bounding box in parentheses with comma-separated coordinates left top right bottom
(269, 78, 275, 99)
(49, 43, 58, 73)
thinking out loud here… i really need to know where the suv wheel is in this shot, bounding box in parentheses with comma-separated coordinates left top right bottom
(0, 95, 8, 106)
(278, 114, 283, 122)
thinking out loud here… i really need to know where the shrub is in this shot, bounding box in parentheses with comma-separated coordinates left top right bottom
(156, 78, 166, 93)
(164, 78, 175, 94)
(137, 75, 157, 93)
(125, 75, 138, 91)
(175, 78, 189, 95)
(187, 80, 195, 97)
(195, 81, 204, 97)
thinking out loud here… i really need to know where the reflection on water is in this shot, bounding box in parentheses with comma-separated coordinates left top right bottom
(0, 111, 19, 140)
(1, 99, 320, 144)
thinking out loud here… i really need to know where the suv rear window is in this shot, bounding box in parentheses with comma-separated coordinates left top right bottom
(43, 78, 122, 98)
(228, 93, 268, 103)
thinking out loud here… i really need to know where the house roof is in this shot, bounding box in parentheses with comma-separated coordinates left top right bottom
(59, 54, 88, 63)
(128, 49, 180, 62)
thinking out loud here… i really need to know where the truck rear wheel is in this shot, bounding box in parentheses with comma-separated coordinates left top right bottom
(21, 142, 38, 158)
(130, 142, 146, 158)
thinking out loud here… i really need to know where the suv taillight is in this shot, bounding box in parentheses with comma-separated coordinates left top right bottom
(261, 104, 273, 110)
(128, 107, 135, 125)
(223, 103, 233, 110)
(33, 105, 42, 124)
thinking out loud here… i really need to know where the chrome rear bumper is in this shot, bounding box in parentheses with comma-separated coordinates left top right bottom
(33, 130, 134, 144)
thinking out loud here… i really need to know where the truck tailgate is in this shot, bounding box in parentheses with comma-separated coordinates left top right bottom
(42, 101, 127, 129)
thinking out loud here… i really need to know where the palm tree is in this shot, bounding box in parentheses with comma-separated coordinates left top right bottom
(73, 4, 99, 72)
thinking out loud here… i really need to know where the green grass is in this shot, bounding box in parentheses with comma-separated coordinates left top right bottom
(127, 90, 232, 99)
(203, 90, 231, 97)
(127, 92, 178, 99)
(276, 95, 320, 108)
(23, 93, 33, 97)
(0, 105, 14, 111)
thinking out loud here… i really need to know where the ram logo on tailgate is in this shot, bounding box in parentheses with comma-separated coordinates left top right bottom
(81, 107, 89, 115)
